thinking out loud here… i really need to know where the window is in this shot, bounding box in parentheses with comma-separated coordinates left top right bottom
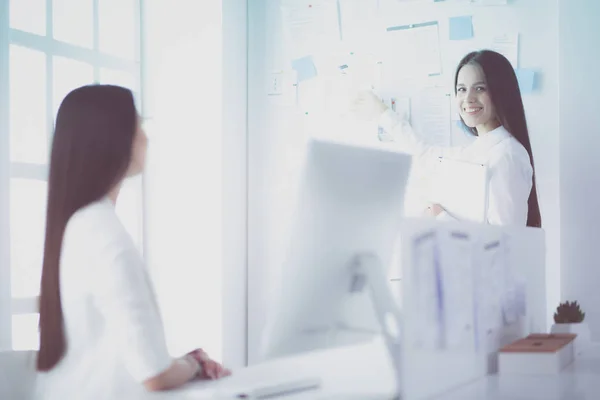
(0, 0, 143, 351)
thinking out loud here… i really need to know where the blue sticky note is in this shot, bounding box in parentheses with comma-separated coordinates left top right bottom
(291, 56, 317, 82)
(449, 16, 473, 40)
(515, 69, 535, 94)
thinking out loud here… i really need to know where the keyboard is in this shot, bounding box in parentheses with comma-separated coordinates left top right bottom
(216, 376, 322, 399)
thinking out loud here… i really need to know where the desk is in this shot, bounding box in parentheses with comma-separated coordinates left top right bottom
(433, 346, 600, 400)
(152, 341, 600, 400)
(164, 338, 397, 399)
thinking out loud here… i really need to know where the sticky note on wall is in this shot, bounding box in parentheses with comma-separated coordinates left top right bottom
(291, 55, 318, 82)
(473, 0, 508, 5)
(449, 16, 473, 40)
(515, 68, 535, 94)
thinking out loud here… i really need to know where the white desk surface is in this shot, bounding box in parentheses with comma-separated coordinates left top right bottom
(164, 338, 397, 400)
(435, 346, 600, 400)
(148, 341, 600, 400)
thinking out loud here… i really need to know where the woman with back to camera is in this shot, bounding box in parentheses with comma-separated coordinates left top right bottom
(353, 50, 541, 228)
(35, 84, 230, 399)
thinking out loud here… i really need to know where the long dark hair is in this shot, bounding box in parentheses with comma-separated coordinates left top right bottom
(454, 50, 542, 228)
(37, 85, 138, 371)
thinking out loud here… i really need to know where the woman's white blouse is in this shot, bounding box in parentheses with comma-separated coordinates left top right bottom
(378, 109, 533, 226)
(34, 198, 172, 400)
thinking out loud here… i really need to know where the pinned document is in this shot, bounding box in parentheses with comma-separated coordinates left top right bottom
(515, 68, 535, 94)
(490, 33, 519, 68)
(292, 56, 318, 82)
(449, 16, 473, 40)
(337, 0, 379, 50)
(411, 87, 452, 147)
(281, 0, 340, 59)
(385, 21, 442, 78)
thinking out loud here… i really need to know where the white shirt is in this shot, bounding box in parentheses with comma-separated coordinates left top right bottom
(379, 109, 533, 226)
(34, 198, 172, 400)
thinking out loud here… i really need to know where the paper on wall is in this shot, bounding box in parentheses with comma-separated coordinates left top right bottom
(281, 0, 341, 60)
(410, 87, 452, 147)
(490, 33, 519, 69)
(337, 0, 380, 54)
(384, 21, 443, 82)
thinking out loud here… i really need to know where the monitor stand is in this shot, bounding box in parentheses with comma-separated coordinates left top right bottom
(348, 252, 403, 400)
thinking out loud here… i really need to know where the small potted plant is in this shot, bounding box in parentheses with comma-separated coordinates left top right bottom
(550, 300, 590, 356)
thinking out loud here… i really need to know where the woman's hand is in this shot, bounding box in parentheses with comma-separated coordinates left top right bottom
(187, 349, 231, 380)
(350, 90, 389, 121)
(423, 203, 445, 217)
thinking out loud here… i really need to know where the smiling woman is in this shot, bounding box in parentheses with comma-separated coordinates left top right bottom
(455, 63, 501, 134)
(350, 50, 541, 228)
(453, 51, 541, 228)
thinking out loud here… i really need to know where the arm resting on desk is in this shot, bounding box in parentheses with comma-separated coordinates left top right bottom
(144, 356, 201, 392)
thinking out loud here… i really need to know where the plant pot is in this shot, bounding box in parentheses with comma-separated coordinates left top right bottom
(550, 322, 591, 357)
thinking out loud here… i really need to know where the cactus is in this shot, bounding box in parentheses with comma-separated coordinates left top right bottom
(553, 301, 585, 324)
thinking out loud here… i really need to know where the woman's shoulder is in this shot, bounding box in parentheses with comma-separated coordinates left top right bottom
(64, 198, 128, 247)
(488, 133, 533, 174)
(487, 125, 527, 157)
(67, 198, 117, 228)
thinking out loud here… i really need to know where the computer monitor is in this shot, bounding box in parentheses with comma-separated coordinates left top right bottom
(261, 138, 412, 365)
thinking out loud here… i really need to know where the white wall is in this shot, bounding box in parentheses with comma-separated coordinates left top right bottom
(247, 0, 561, 363)
(142, 0, 247, 367)
(559, 0, 600, 339)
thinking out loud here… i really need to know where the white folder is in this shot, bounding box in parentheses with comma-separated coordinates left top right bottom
(428, 157, 489, 223)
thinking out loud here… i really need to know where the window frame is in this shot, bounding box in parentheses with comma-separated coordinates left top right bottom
(0, 0, 143, 351)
